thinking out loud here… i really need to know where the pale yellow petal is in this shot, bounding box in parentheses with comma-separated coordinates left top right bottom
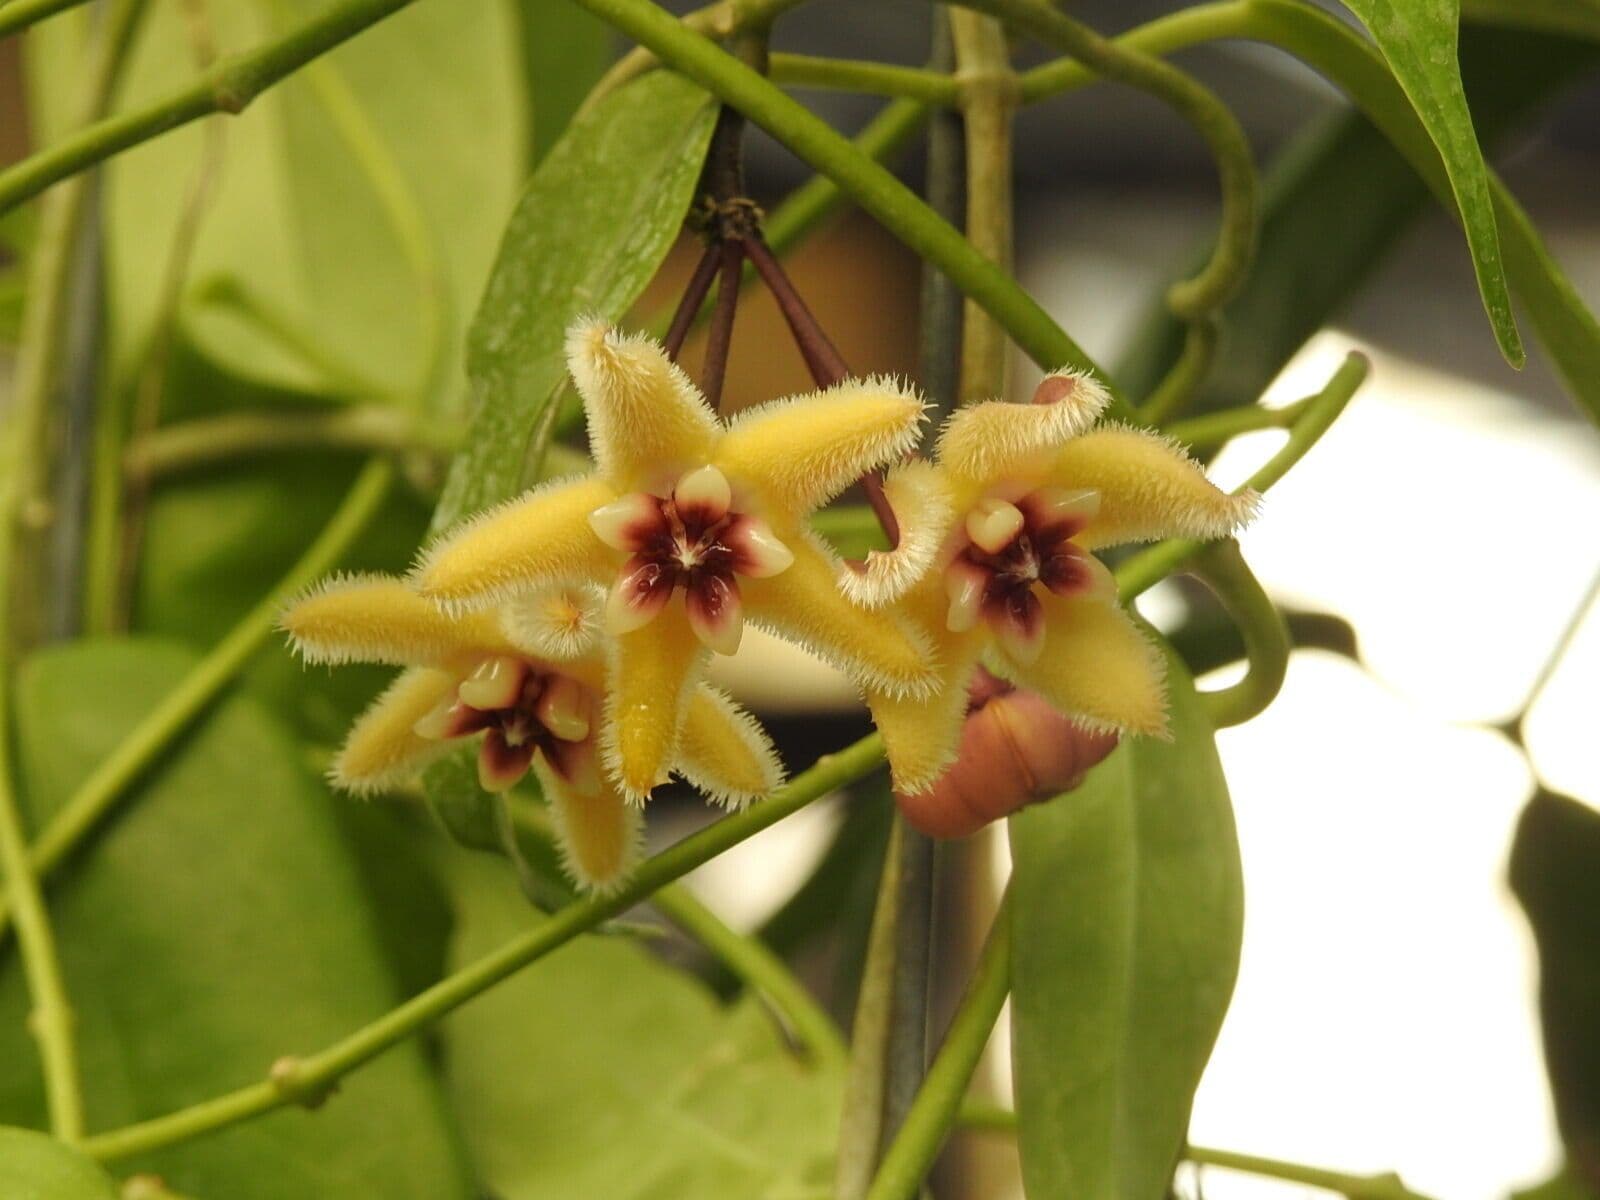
(281, 573, 513, 668)
(998, 594, 1168, 736)
(714, 375, 926, 514)
(600, 603, 708, 801)
(330, 668, 458, 795)
(413, 475, 616, 610)
(567, 318, 721, 492)
(533, 758, 642, 892)
(742, 528, 938, 699)
(935, 370, 1106, 484)
(499, 585, 603, 661)
(869, 634, 983, 796)
(837, 460, 954, 610)
(1052, 424, 1257, 550)
(675, 685, 785, 807)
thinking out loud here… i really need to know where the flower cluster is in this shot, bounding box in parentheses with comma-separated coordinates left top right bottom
(282, 319, 1251, 890)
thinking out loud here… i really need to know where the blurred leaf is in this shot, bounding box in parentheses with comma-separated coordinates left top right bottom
(1463, 0, 1600, 41)
(516, 0, 615, 166)
(1511, 791, 1600, 1192)
(1335, 0, 1521, 364)
(1514, 1168, 1600, 1200)
(433, 71, 717, 532)
(0, 640, 472, 1198)
(0, 1128, 119, 1199)
(1117, 26, 1595, 412)
(1008, 646, 1243, 1200)
(0, 206, 31, 343)
(439, 851, 842, 1199)
(25, 0, 523, 404)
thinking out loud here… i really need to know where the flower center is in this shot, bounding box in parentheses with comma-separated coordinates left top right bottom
(588, 464, 794, 656)
(413, 656, 600, 795)
(944, 487, 1108, 664)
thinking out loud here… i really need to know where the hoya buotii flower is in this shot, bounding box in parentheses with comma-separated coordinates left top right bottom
(413, 318, 939, 799)
(860, 371, 1258, 797)
(280, 575, 781, 890)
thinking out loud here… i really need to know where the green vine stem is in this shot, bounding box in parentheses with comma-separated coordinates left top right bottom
(0, 0, 422, 217)
(1138, 315, 1219, 424)
(0, 459, 395, 946)
(1162, 392, 1314, 453)
(864, 887, 1013, 1200)
(950, 0, 1257, 320)
(81, 733, 887, 1163)
(1190, 538, 1290, 727)
(1117, 350, 1369, 601)
(0, 0, 91, 38)
(565, 0, 1134, 418)
(769, 53, 959, 105)
(650, 882, 847, 1070)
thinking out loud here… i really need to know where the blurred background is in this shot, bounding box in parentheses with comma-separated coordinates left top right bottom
(4, 1, 1598, 1197)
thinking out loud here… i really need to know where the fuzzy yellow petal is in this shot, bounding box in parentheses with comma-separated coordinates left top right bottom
(282, 573, 514, 668)
(601, 604, 708, 801)
(935, 370, 1107, 484)
(499, 586, 603, 662)
(1052, 424, 1257, 550)
(533, 758, 641, 892)
(714, 375, 926, 513)
(869, 635, 982, 796)
(837, 460, 954, 610)
(413, 474, 616, 610)
(999, 594, 1168, 736)
(675, 685, 785, 807)
(330, 668, 458, 795)
(567, 318, 721, 492)
(742, 528, 938, 698)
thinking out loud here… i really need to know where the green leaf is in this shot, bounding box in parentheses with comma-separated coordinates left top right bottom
(1008, 646, 1243, 1200)
(0, 1128, 119, 1199)
(1463, 0, 1600, 41)
(1335, 0, 1522, 365)
(25, 0, 523, 404)
(1514, 1168, 1600, 1200)
(439, 851, 842, 1199)
(0, 639, 472, 1198)
(433, 70, 717, 532)
(1510, 791, 1600, 1194)
(515, 0, 615, 166)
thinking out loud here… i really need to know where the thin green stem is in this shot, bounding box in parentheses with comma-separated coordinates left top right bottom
(1016, 4, 1241, 104)
(0, 0, 422, 217)
(0, 0, 90, 38)
(0, 460, 395, 947)
(864, 887, 1012, 1200)
(566, 0, 1135, 418)
(1162, 394, 1308, 452)
(650, 882, 847, 1070)
(768, 52, 959, 104)
(1191, 538, 1290, 727)
(82, 733, 886, 1163)
(950, 0, 1256, 319)
(1117, 351, 1369, 602)
(1138, 315, 1218, 425)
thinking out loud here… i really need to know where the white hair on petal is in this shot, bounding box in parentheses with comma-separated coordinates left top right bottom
(499, 585, 603, 661)
(837, 460, 954, 610)
(674, 685, 786, 809)
(278, 571, 394, 666)
(327, 669, 459, 795)
(596, 635, 707, 805)
(935, 369, 1108, 480)
(533, 759, 644, 894)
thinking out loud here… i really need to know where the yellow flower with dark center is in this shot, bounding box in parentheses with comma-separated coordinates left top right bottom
(856, 372, 1258, 796)
(413, 319, 939, 799)
(281, 575, 781, 890)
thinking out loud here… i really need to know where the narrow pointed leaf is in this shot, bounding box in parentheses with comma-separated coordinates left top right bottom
(0, 1128, 119, 1199)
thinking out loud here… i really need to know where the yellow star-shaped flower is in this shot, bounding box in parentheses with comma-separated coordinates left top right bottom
(281, 575, 782, 890)
(857, 372, 1258, 795)
(413, 318, 939, 799)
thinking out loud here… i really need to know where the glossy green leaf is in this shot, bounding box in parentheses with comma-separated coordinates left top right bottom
(0, 640, 472, 1198)
(1334, 0, 1521, 365)
(0, 1128, 118, 1200)
(1008, 647, 1243, 1200)
(25, 0, 523, 404)
(432, 70, 717, 532)
(1511, 791, 1600, 1194)
(440, 852, 842, 1199)
(516, 0, 615, 165)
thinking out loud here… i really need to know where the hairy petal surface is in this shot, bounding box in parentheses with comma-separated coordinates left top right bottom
(601, 606, 708, 800)
(567, 318, 721, 490)
(282, 573, 515, 667)
(533, 756, 641, 892)
(715, 375, 925, 512)
(331, 668, 459, 794)
(1000, 595, 1169, 737)
(838, 460, 955, 610)
(936, 371, 1107, 484)
(1052, 425, 1257, 550)
(674, 686, 785, 807)
(414, 475, 617, 609)
(870, 640, 982, 797)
